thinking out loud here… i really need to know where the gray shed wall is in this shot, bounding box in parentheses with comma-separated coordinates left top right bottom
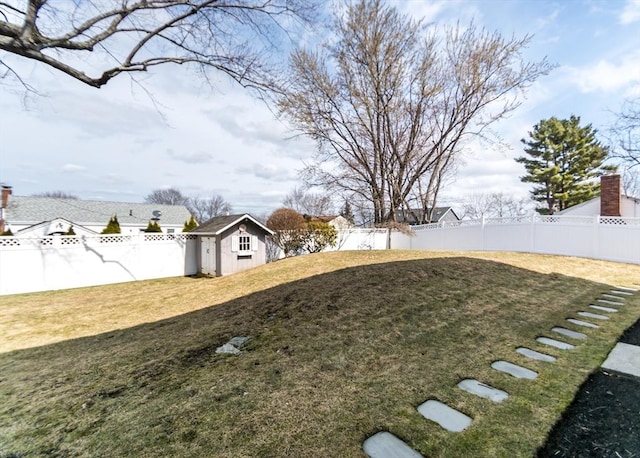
(218, 221, 268, 276)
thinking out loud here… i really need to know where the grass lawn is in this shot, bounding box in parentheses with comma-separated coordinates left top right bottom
(0, 250, 639, 457)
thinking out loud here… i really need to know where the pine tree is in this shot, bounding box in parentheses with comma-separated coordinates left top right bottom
(145, 221, 162, 233)
(516, 116, 613, 214)
(183, 215, 198, 232)
(101, 215, 121, 234)
(340, 201, 355, 225)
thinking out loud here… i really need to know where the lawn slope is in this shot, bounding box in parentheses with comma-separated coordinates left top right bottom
(0, 251, 639, 457)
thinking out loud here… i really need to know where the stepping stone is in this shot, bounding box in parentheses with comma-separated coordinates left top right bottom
(610, 290, 634, 296)
(215, 343, 240, 355)
(600, 294, 625, 301)
(566, 318, 599, 329)
(228, 336, 251, 347)
(417, 400, 472, 432)
(597, 299, 625, 306)
(601, 343, 640, 378)
(552, 327, 587, 340)
(516, 347, 557, 362)
(590, 305, 618, 313)
(491, 361, 538, 379)
(614, 286, 639, 292)
(536, 337, 575, 350)
(363, 432, 423, 458)
(577, 311, 609, 320)
(457, 379, 509, 403)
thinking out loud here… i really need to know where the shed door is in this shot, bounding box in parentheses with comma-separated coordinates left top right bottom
(201, 237, 216, 275)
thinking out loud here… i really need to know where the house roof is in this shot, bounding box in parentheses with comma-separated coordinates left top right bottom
(396, 207, 459, 223)
(556, 194, 640, 215)
(191, 214, 274, 236)
(6, 196, 192, 226)
(16, 217, 99, 235)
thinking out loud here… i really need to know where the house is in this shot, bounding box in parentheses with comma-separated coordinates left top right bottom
(395, 207, 460, 225)
(191, 213, 273, 276)
(556, 174, 640, 218)
(2, 192, 193, 236)
(307, 215, 354, 229)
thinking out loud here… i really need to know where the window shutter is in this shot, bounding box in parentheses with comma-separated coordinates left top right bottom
(251, 235, 258, 252)
(231, 235, 239, 252)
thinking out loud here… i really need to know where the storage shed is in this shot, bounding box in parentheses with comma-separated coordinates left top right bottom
(191, 214, 273, 276)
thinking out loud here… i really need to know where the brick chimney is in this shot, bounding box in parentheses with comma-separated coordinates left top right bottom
(0, 185, 12, 233)
(600, 174, 621, 217)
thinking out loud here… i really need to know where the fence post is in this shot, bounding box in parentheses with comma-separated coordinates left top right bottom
(593, 215, 600, 260)
(530, 213, 536, 253)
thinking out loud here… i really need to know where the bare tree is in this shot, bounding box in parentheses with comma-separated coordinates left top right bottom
(610, 96, 639, 168)
(0, 1, 315, 89)
(188, 194, 232, 223)
(282, 187, 334, 216)
(622, 168, 640, 198)
(31, 191, 78, 199)
(462, 192, 532, 219)
(144, 188, 188, 206)
(278, 0, 553, 224)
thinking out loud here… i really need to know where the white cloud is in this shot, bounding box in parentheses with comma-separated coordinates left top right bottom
(619, 0, 640, 24)
(236, 163, 298, 181)
(563, 51, 640, 93)
(61, 164, 86, 172)
(167, 150, 213, 164)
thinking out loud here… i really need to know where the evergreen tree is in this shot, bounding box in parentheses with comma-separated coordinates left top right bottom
(145, 221, 162, 233)
(516, 116, 613, 214)
(101, 215, 121, 234)
(65, 225, 76, 236)
(301, 221, 338, 253)
(183, 215, 198, 232)
(340, 201, 355, 225)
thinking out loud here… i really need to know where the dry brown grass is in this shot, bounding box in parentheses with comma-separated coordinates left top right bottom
(2, 250, 637, 353)
(0, 251, 638, 457)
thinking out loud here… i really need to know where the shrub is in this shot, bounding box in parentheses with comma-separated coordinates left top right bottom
(183, 215, 198, 232)
(1, 229, 13, 236)
(302, 221, 338, 253)
(65, 225, 76, 235)
(101, 215, 121, 234)
(266, 208, 305, 257)
(145, 221, 162, 233)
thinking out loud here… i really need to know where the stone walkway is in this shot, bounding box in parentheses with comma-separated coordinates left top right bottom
(363, 285, 639, 458)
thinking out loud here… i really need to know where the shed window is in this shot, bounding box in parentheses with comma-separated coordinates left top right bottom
(231, 234, 258, 253)
(239, 235, 251, 252)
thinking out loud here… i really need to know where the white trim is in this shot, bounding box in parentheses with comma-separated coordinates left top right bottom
(215, 214, 273, 236)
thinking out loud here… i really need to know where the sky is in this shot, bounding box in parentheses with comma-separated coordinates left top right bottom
(1, 0, 639, 216)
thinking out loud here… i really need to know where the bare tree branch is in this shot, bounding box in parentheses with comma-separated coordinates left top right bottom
(609, 96, 640, 169)
(0, 0, 316, 89)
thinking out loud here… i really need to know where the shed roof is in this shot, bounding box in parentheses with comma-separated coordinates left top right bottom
(192, 214, 273, 236)
(6, 196, 192, 226)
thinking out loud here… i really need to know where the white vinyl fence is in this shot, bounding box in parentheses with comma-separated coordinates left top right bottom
(0, 233, 198, 296)
(391, 215, 640, 265)
(1, 215, 638, 296)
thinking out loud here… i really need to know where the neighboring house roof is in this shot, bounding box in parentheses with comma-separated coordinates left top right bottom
(6, 196, 192, 226)
(191, 214, 274, 236)
(396, 207, 459, 224)
(556, 195, 640, 217)
(311, 215, 338, 223)
(15, 217, 98, 237)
